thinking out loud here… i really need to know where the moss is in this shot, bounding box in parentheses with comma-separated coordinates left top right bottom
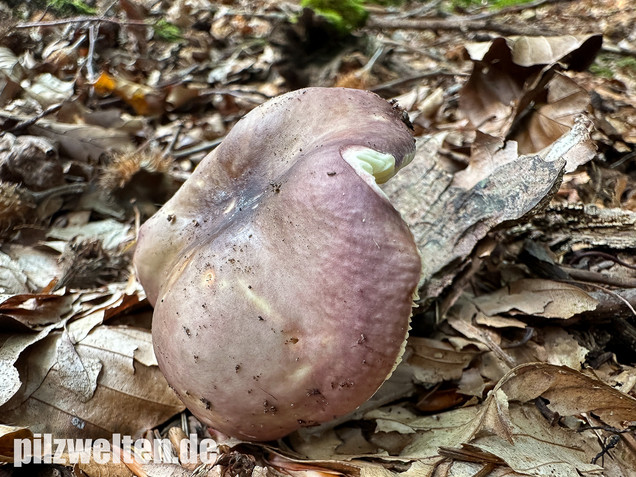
(590, 62, 614, 79)
(153, 18, 182, 42)
(47, 0, 96, 15)
(300, 0, 369, 33)
(615, 56, 636, 73)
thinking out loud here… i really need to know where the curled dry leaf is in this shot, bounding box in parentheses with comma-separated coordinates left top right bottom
(407, 337, 480, 385)
(460, 34, 601, 150)
(0, 321, 184, 438)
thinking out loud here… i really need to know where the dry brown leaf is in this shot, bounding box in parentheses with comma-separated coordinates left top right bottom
(359, 363, 636, 475)
(473, 278, 598, 318)
(29, 121, 133, 163)
(511, 73, 592, 155)
(499, 363, 636, 429)
(460, 34, 601, 137)
(407, 337, 480, 384)
(0, 322, 184, 438)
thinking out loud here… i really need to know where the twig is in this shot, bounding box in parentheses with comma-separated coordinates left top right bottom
(163, 124, 184, 157)
(4, 103, 63, 134)
(16, 16, 148, 28)
(565, 280, 636, 319)
(561, 267, 636, 290)
(86, 23, 98, 82)
(569, 250, 636, 271)
(371, 70, 465, 93)
(172, 138, 225, 160)
(467, 0, 573, 21)
(368, 16, 558, 37)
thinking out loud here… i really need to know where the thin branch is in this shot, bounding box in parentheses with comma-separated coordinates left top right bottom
(368, 16, 558, 37)
(4, 103, 63, 134)
(16, 16, 148, 28)
(467, 0, 574, 21)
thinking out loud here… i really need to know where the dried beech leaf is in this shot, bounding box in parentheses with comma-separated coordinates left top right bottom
(46, 219, 132, 250)
(21, 73, 75, 108)
(498, 363, 636, 429)
(464, 35, 602, 68)
(0, 322, 184, 438)
(0, 323, 62, 406)
(0, 293, 74, 330)
(407, 337, 479, 384)
(511, 73, 592, 155)
(460, 34, 601, 136)
(0, 250, 29, 295)
(361, 363, 635, 475)
(473, 279, 598, 318)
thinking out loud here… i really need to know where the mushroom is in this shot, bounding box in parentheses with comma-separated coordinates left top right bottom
(134, 87, 421, 441)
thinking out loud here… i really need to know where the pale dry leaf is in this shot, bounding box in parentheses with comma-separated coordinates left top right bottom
(29, 121, 133, 163)
(498, 363, 636, 429)
(460, 34, 601, 136)
(457, 368, 486, 397)
(471, 404, 602, 476)
(542, 327, 589, 369)
(0, 250, 28, 295)
(361, 363, 635, 475)
(21, 73, 75, 108)
(55, 330, 102, 402)
(4, 244, 62, 291)
(47, 219, 132, 251)
(0, 324, 60, 406)
(473, 279, 598, 318)
(407, 337, 479, 384)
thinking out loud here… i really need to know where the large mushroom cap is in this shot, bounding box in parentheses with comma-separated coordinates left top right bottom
(134, 87, 421, 441)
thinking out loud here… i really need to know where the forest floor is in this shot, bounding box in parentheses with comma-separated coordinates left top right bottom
(0, 0, 636, 476)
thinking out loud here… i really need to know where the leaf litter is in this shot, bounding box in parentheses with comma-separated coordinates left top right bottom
(0, 0, 636, 475)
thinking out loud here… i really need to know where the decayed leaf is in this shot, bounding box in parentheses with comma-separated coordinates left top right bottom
(0, 292, 75, 330)
(46, 219, 132, 251)
(384, 119, 594, 299)
(511, 73, 591, 155)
